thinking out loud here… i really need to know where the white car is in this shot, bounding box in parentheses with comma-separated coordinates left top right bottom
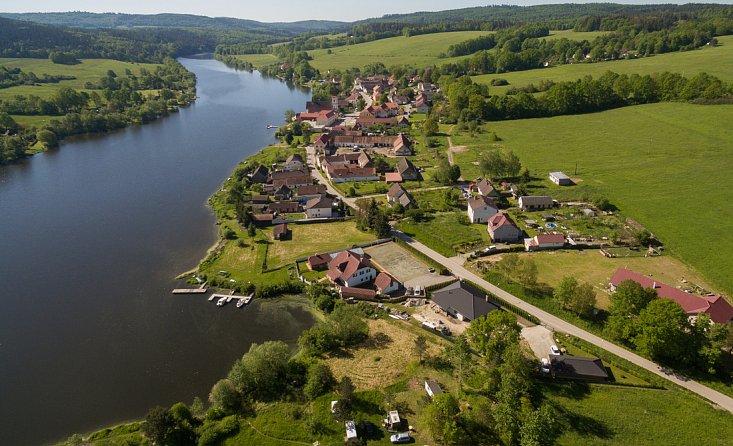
(540, 357, 550, 373)
(390, 432, 411, 444)
(550, 345, 561, 355)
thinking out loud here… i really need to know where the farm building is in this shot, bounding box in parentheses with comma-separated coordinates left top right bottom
(524, 234, 566, 251)
(518, 195, 554, 211)
(549, 171, 573, 186)
(307, 253, 332, 271)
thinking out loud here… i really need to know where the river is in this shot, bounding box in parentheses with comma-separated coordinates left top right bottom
(0, 57, 314, 445)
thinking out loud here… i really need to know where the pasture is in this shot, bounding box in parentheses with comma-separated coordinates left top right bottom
(452, 102, 733, 295)
(306, 31, 491, 71)
(231, 53, 278, 68)
(473, 35, 733, 94)
(0, 57, 161, 100)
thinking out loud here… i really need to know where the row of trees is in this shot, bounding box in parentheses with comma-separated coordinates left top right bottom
(0, 66, 74, 89)
(356, 199, 392, 238)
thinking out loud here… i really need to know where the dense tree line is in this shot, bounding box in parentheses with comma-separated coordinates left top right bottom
(436, 70, 731, 123)
(0, 59, 195, 164)
(0, 66, 74, 89)
(446, 24, 550, 57)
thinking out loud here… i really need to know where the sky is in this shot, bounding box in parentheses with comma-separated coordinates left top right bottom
(2, 0, 730, 23)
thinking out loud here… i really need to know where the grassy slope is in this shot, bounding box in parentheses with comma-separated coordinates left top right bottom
(0, 58, 161, 99)
(232, 53, 278, 68)
(453, 103, 733, 295)
(473, 35, 733, 94)
(307, 31, 490, 71)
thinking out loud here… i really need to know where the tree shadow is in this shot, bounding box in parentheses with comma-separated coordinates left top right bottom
(328, 348, 355, 359)
(543, 380, 592, 400)
(564, 409, 615, 439)
(363, 332, 393, 349)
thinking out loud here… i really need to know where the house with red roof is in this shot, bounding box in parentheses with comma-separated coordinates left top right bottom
(375, 272, 400, 295)
(487, 213, 522, 243)
(609, 268, 733, 323)
(524, 234, 565, 251)
(327, 250, 377, 287)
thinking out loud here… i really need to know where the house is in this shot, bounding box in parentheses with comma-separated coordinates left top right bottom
(431, 281, 500, 322)
(313, 133, 333, 151)
(375, 272, 400, 295)
(424, 380, 443, 398)
(339, 286, 377, 300)
(304, 196, 333, 219)
(272, 175, 312, 188)
(524, 234, 565, 251)
(248, 165, 269, 184)
(319, 152, 372, 169)
(392, 134, 413, 156)
(327, 250, 376, 287)
(251, 194, 270, 204)
(284, 153, 304, 171)
(273, 223, 289, 240)
(414, 94, 430, 114)
(385, 172, 403, 183)
(354, 116, 398, 129)
(467, 196, 499, 224)
(396, 116, 411, 127)
(307, 253, 332, 271)
(252, 213, 274, 227)
(386, 183, 415, 208)
(273, 185, 292, 200)
(518, 195, 554, 211)
(550, 356, 609, 381)
(295, 184, 327, 202)
(333, 135, 393, 148)
(267, 201, 301, 214)
(326, 165, 379, 183)
(609, 268, 733, 324)
(487, 213, 522, 243)
(270, 169, 310, 182)
(476, 179, 500, 198)
(305, 99, 336, 113)
(549, 171, 572, 186)
(295, 109, 337, 127)
(396, 157, 419, 181)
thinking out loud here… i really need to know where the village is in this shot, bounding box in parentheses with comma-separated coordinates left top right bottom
(178, 69, 733, 444)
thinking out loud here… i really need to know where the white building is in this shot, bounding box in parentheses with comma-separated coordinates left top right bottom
(467, 196, 499, 224)
(304, 196, 333, 219)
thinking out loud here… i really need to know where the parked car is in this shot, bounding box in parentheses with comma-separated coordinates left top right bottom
(428, 267, 435, 273)
(390, 432, 412, 444)
(540, 357, 550, 373)
(363, 421, 376, 436)
(550, 345, 561, 355)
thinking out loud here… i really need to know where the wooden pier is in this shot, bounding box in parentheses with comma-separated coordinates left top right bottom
(172, 288, 208, 294)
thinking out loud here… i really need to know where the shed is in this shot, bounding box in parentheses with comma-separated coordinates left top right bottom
(273, 223, 289, 240)
(424, 379, 443, 398)
(549, 171, 572, 186)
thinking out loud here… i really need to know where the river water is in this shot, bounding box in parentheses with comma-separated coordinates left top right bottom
(0, 58, 314, 445)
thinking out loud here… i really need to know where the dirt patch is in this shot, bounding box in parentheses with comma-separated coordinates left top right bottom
(325, 318, 443, 391)
(365, 242, 430, 282)
(448, 145, 467, 154)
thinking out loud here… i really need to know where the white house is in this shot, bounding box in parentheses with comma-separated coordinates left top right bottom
(284, 154, 305, 171)
(304, 196, 333, 219)
(467, 196, 499, 224)
(327, 250, 376, 287)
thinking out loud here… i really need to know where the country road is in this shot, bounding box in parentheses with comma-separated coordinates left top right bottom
(306, 144, 733, 413)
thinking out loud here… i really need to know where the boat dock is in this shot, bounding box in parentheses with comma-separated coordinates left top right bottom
(172, 288, 208, 294)
(210, 293, 253, 307)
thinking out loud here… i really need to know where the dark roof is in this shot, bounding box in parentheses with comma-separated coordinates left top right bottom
(305, 196, 332, 210)
(430, 281, 500, 321)
(273, 223, 288, 238)
(396, 157, 417, 175)
(550, 356, 609, 381)
(425, 379, 443, 396)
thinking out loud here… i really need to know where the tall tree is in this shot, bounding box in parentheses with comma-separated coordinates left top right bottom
(634, 298, 691, 363)
(466, 311, 520, 365)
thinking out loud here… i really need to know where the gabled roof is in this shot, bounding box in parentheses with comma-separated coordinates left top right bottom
(296, 184, 327, 196)
(307, 253, 332, 268)
(519, 195, 554, 206)
(476, 179, 498, 196)
(467, 195, 497, 211)
(385, 172, 403, 182)
(430, 281, 500, 321)
(327, 250, 373, 283)
(396, 157, 417, 175)
(375, 272, 397, 293)
(533, 234, 565, 244)
(387, 183, 407, 199)
(305, 196, 332, 210)
(273, 223, 288, 238)
(488, 212, 519, 232)
(550, 356, 609, 380)
(286, 153, 304, 164)
(271, 169, 310, 181)
(609, 268, 733, 323)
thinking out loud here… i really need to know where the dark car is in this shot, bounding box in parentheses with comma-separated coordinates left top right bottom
(363, 421, 376, 436)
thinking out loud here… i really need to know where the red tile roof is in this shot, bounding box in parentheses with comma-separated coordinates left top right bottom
(385, 172, 403, 183)
(307, 253, 332, 270)
(327, 250, 373, 284)
(488, 212, 518, 232)
(339, 286, 377, 299)
(375, 272, 397, 293)
(609, 268, 733, 323)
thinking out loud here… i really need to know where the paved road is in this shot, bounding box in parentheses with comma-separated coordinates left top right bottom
(304, 148, 733, 413)
(392, 230, 733, 414)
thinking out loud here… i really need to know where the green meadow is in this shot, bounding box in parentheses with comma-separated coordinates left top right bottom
(306, 31, 491, 71)
(473, 35, 733, 94)
(231, 53, 279, 68)
(451, 102, 733, 294)
(0, 57, 161, 100)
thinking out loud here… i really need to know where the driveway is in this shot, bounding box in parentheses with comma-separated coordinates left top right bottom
(522, 325, 555, 361)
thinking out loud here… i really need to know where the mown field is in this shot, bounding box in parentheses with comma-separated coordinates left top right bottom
(231, 53, 278, 69)
(452, 102, 733, 295)
(306, 31, 491, 71)
(0, 57, 161, 99)
(473, 35, 733, 94)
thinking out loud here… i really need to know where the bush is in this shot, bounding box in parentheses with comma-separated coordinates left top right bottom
(490, 78, 509, 86)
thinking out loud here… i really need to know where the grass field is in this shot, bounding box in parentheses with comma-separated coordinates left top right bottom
(232, 53, 278, 69)
(527, 249, 722, 310)
(306, 31, 491, 71)
(0, 58, 160, 100)
(396, 212, 491, 257)
(474, 35, 733, 94)
(452, 102, 733, 295)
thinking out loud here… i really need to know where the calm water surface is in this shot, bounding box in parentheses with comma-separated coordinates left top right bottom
(0, 58, 313, 445)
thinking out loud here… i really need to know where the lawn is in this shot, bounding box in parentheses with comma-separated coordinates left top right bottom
(527, 249, 722, 310)
(473, 34, 733, 94)
(0, 57, 161, 100)
(545, 382, 733, 446)
(307, 31, 491, 71)
(265, 220, 377, 269)
(451, 102, 733, 295)
(396, 212, 491, 257)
